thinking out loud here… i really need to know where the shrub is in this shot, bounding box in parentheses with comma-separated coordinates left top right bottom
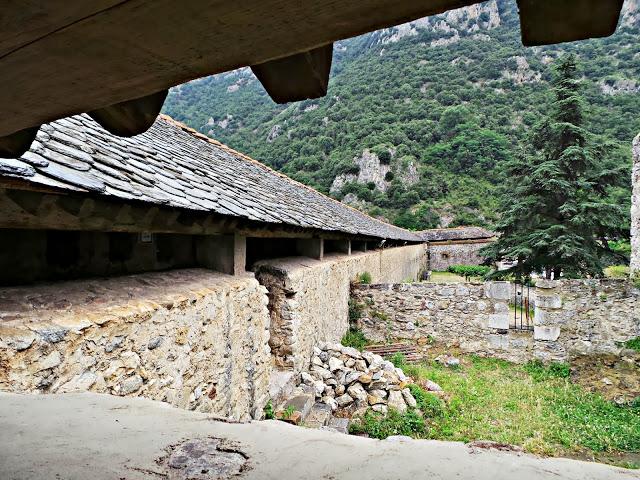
(349, 408, 427, 439)
(263, 400, 275, 420)
(446, 265, 491, 280)
(408, 384, 444, 418)
(342, 328, 370, 351)
(348, 298, 363, 323)
(604, 265, 630, 278)
(390, 352, 407, 368)
(358, 272, 373, 284)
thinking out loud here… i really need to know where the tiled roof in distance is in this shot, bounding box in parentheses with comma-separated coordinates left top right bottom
(419, 226, 495, 242)
(0, 114, 419, 241)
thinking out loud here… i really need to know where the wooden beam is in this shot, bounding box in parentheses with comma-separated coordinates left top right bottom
(0, 0, 484, 137)
(0, 126, 40, 159)
(88, 90, 168, 137)
(251, 44, 333, 104)
(517, 0, 623, 46)
(0, 186, 396, 242)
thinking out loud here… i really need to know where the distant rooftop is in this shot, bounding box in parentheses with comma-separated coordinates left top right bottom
(0, 115, 419, 242)
(420, 226, 495, 242)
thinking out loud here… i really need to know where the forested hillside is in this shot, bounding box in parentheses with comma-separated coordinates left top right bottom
(163, 0, 640, 230)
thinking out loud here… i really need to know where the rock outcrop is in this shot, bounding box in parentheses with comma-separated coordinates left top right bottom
(301, 342, 417, 415)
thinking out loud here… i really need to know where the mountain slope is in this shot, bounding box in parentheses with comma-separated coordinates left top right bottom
(163, 0, 640, 230)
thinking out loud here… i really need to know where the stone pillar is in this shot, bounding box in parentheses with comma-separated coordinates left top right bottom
(533, 279, 562, 341)
(631, 134, 640, 276)
(484, 281, 511, 329)
(295, 238, 323, 260)
(196, 233, 246, 275)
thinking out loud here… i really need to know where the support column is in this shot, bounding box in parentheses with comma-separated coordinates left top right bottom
(296, 238, 323, 260)
(196, 233, 246, 275)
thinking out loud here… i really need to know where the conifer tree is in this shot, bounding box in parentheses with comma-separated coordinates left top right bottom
(482, 55, 626, 279)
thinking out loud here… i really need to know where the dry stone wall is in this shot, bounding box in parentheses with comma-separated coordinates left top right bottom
(428, 241, 491, 271)
(353, 279, 639, 363)
(255, 245, 427, 373)
(632, 133, 640, 275)
(0, 269, 271, 421)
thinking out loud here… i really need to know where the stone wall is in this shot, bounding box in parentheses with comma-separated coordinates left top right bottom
(631, 133, 640, 275)
(255, 244, 428, 373)
(428, 241, 491, 271)
(353, 279, 639, 363)
(0, 269, 271, 421)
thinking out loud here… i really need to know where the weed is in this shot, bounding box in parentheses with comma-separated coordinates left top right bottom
(348, 298, 363, 323)
(341, 328, 370, 351)
(263, 400, 275, 420)
(372, 310, 389, 322)
(358, 272, 372, 284)
(408, 384, 444, 418)
(389, 352, 407, 368)
(281, 405, 295, 420)
(624, 337, 640, 352)
(604, 265, 630, 278)
(524, 360, 571, 381)
(349, 408, 427, 439)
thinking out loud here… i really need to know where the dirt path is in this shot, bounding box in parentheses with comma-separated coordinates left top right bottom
(1, 393, 636, 480)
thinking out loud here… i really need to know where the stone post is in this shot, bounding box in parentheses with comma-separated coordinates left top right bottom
(532, 279, 562, 342)
(295, 238, 323, 260)
(484, 281, 511, 329)
(196, 233, 246, 275)
(631, 133, 640, 276)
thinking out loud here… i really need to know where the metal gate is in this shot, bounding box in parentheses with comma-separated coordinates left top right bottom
(512, 281, 533, 331)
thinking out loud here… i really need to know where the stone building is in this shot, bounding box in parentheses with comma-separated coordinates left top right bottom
(0, 114, 428, 420)
(420, 226, 495, 271)
(632, 133, 640, 275)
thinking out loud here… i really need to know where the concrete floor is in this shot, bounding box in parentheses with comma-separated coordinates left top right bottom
(0, 392, 636, 480)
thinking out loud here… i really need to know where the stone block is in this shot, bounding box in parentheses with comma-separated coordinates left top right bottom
(534, 326, 560, 341)
(485, 281, 511, 300)
(488, 334, 510, 349)
(487, 314, 509, 330)
(536, 294, 562, 309)
(535, 279, 559, 290)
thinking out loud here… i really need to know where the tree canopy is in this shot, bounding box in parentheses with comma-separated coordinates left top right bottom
(482, 56, 628, 278)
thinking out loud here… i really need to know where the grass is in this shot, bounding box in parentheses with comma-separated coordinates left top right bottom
(349, 408, 427, 439)
(341, 328, 370, 351)
(399, 356, 640, 460)
(357, 271, 372, 284)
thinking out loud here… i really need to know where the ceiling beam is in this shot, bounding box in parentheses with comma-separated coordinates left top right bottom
(87, 90, 168, 137)
(517, 0, 623, 46)
(251, 44, 333, 104)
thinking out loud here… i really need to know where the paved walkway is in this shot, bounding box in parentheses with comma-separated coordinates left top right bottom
(0, 393, 636, 480)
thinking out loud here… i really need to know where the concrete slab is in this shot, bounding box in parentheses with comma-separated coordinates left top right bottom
(0, 393, 634, 480)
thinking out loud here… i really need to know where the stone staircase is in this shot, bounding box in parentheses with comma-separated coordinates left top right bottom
(273, 384, 350, 434)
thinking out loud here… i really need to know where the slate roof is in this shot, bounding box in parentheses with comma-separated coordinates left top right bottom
(419, 226, 495, 242)
(0, 114, 419, 241)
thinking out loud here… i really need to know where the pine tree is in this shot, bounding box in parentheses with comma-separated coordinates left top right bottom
(482, 55, 626, 279)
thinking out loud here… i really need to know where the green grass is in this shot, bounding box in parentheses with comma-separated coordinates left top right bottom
(400, 356, 640, 458)
(341, 328, 370, 351)
(357, 271, 372, 284)
(349, 408, 427, 439)
(624, 337, 640, 352)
